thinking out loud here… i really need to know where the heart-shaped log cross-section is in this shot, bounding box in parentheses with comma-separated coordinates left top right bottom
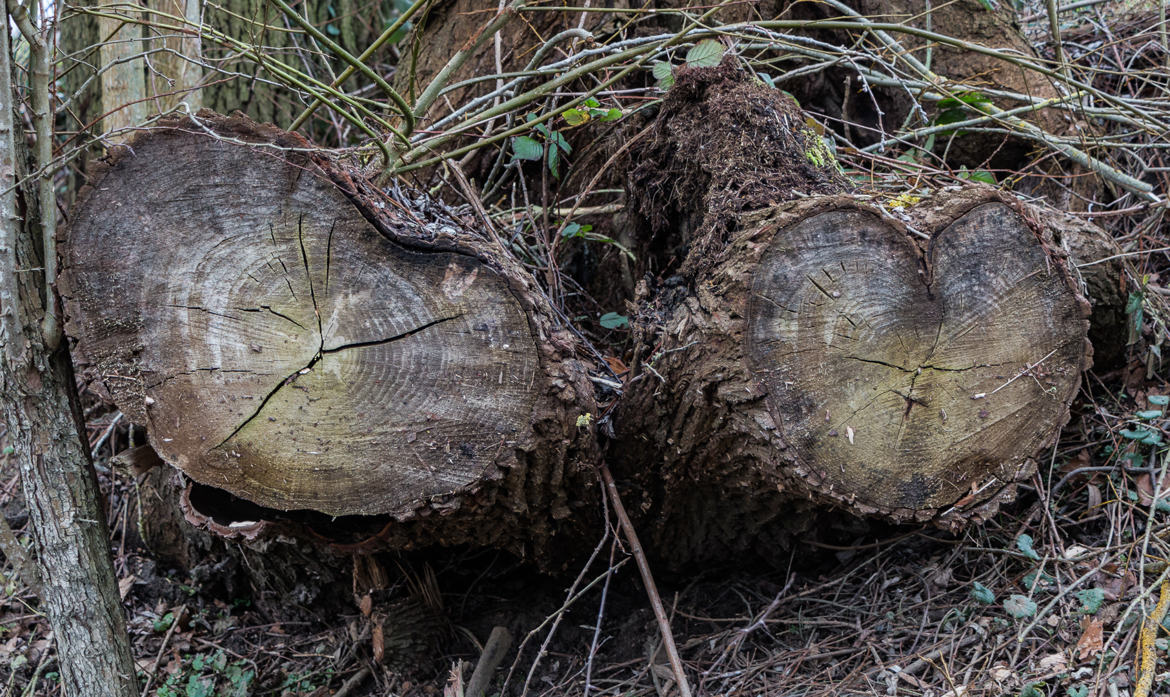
(62, 117, 592, 525)
(748, 203, 1088, 510)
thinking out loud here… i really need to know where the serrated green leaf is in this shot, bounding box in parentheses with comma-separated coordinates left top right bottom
(685, 39, 724, 68)
(600, 312, 629, 329)
(970, 581, 996, 604)
(652, 62, 675, 90)
(1016, 533, 1041, 561)
(511, 135, 543, 161)
(1150, 395, 1170, 406)
(1004, 594, 1038, 618)
(1136, 409, 1164, 420)
(1075, 588, 1105, 614)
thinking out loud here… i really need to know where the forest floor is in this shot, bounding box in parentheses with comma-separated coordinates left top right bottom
(4, 375, 1170, 697)
(4, 0, 1170, 696)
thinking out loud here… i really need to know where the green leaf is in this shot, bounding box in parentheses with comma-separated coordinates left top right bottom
(1004, 594, 1038, 618)
(550, 130, 571, 154)
(1023, 571, 1055, 591)
(1120, 428, 1163, 445)
(547, 147, 560, 178)
(652, 61, 675, 89)
(599, 312, 629, 329)
(970, 581, 996, 604)
(1068, 685, 1088, 697)
(511, 135, 543, 161)
(1075, 588, 1105, 614)
(1018, 683, 1045, 697)
(563, 108, 589, 126)
(1150, 395, 1169, 406)
(583, 97, 600, 108)
(957, 166, 996, 184)
(1016, 533, 1041, 561)
(686, 39, 725, 68)
(1136, 409, 1164, 420)
(562, 222, 582, 238)
(153, 612, 175, 633)
(600, 108, 623, 122)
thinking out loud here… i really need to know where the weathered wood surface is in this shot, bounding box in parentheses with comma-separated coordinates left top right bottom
(60, 95, 1117, 567)
(748, 202, 1087, 510)
(610, 67, 1099, 564)
(62, 112, 599, 558)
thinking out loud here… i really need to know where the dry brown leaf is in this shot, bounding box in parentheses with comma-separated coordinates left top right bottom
(117, 574, 137, 600)
(359, 593, 373, 617)
(1136, 471, 1170, 506)
(604, 355, 628, 376)
(372, 621, 384, 664)
(1077, 617, 1104, 660)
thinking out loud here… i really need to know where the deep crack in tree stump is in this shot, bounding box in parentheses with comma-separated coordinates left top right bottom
(61, 112, 598, 560)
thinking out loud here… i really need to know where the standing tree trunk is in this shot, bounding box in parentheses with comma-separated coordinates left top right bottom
(0, 11, 137, 696)
(98, 0, 148, 136)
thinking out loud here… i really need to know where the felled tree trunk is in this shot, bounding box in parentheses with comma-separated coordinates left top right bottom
(613, 65, 1102, 564)
(61, 112, 599, 563)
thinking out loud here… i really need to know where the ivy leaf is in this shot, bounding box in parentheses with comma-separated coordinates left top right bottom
(1016, 533, 1041, 561)
(686, 39, 725, 68)
(1075, 588, 1105, 614)
(970, 581, 996, 604)
(1004, 594, 1038, 618)
(511, 135, 543, 161)
(1068, 685, 1089, 697)
(599, 312, 629, 329)
(1018, 683, 1044, 697)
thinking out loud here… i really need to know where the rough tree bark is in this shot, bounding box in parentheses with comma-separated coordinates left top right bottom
(0, 15, 137, 696)
(613, 65, 1100, 564)
(61, 112, 600, 563)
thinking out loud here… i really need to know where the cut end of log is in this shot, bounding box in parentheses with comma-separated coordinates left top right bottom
(63, 113, 586, 524)
(747, 199, 1090, 513)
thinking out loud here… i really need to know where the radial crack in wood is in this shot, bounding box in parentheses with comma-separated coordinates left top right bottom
(62, 115, 597, 543)
(747, 203, 1087, 510)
